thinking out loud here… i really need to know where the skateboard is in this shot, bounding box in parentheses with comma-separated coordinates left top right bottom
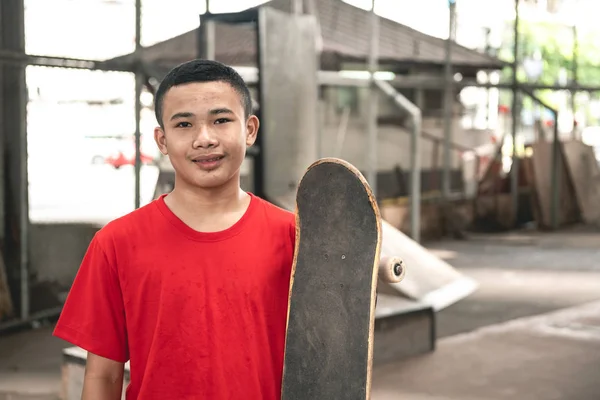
(281, 158, 406, 400)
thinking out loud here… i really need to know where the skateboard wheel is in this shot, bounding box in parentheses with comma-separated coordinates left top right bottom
(378, 256, 405, 283)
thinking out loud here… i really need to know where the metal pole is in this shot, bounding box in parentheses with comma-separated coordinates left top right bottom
(414, 88, 424, 241)
(442, 0, 455, 199)
(199, 1, 215, 60)
(374, 80, 421, 242)
(571, 24, 578, 140)
(0, 50, 134, 71)
(484, 27, 491, 129)
(334, 107, 350, 158)
(551, 111, 559, 229)
(311, 69, 600, 92)
(1, 0, 29, 321)
(367, 0, 379, 196)
(205, 25, 215, 60)
(134, 0, 142, 209)
(510, 0, 520, 226)
(411, 112, 422, 243)
(292, 0, 303, 14)
(383, 74, 600, 92)
(18, 10, 29, 322)
(0, 306, 62, 334)
(18, 70, 28, 322)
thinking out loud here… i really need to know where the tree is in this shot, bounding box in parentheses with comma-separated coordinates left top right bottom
(497, 19, 600, 113)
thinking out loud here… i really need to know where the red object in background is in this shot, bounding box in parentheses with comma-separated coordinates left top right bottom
(105, 149, 155, 169)
(498, 104, 510, 114)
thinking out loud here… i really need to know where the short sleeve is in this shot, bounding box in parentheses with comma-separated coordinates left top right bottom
(53, 234, 129, 363)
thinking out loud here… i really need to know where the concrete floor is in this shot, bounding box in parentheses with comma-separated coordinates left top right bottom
(0, 323, 66, 400)
(370, 226, 600, 399)
(1, 226, 600, 399)
(433, 228, 600, 338)
(372, 300, 600, 400)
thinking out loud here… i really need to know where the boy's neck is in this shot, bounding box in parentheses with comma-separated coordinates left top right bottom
(163, 176, 251, 233)
(169, 178, 246, 212)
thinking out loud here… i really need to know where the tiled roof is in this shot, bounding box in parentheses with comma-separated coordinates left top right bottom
(111, 0, 505, 71)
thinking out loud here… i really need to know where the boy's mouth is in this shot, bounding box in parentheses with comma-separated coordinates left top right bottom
(192, 154, 225, 163)
(193, 156, 224, 163)
(191, 154, 225, 169)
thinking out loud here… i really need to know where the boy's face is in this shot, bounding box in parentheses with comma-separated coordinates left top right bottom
(154, 81, 258, 191)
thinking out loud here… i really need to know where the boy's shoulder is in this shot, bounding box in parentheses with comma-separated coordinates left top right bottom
(252, 194, 296, 245)
(253, 194, 295, 225)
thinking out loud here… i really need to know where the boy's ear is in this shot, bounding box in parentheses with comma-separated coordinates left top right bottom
(154, 126, 168, 155)
(245, 115, 260, 147)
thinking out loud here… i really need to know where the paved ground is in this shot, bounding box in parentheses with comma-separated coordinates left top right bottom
(368, 226, 600, 399)
(372, 300, 600, 400)
(431, 227, 600, 338)
(1, 226, 599, 399)
(0, 323, 65, 400)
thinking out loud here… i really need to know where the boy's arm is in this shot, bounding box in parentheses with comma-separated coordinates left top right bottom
(82, 353, 124, 400)
(53, 234, 130, 397)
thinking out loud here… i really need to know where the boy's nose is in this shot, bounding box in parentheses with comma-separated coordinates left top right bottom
(193, 126, 218, 148)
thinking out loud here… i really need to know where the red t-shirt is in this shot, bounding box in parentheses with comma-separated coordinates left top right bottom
(53, 192, 296, 399)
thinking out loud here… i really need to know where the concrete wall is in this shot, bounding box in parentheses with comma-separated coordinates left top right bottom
(315, 86, 491, 173)
(28, 223, 101, 313)
(381, 199, 474, 241)
(248, 82, 491, 175)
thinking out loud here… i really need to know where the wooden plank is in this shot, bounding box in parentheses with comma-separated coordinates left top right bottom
(521, 157, 543, 227)
(562, 140, 600, 225)
(0, 249, 14, 319)
(530, 142, 579, 228)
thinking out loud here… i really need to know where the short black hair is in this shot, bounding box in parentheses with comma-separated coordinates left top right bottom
(154, 59, 253, 128)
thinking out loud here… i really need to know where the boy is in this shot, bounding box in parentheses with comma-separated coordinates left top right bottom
(53, 59, 296, 399)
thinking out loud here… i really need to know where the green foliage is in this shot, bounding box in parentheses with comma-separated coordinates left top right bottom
(497, 19, 600, 110)
(519, 21, 600, 86)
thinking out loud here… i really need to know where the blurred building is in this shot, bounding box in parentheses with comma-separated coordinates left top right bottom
(111, 0, 506, 199)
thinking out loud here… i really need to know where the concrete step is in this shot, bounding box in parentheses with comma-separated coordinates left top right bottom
(0, 395, 59, 400)
(374, 294, 435, 365)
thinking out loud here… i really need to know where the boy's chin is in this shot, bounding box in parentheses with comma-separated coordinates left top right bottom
(184, 172, 238, 190)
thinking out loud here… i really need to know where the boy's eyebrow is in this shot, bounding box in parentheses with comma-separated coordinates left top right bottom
(170, 111, 195, 120)
(169, 108, 234, 121)
(209, 107, 234, 115)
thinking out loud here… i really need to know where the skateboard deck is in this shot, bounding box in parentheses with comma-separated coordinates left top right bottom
(281, 158, 405, 400)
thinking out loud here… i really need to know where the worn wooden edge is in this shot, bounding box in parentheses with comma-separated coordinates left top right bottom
(282, 157, 382, 400)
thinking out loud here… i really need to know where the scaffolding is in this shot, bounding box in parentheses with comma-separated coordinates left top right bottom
(0, 0, 599, 331)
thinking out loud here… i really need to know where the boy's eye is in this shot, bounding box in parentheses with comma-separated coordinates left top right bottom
(215, 118, 231, 124)
(176, 122, 191, 128)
